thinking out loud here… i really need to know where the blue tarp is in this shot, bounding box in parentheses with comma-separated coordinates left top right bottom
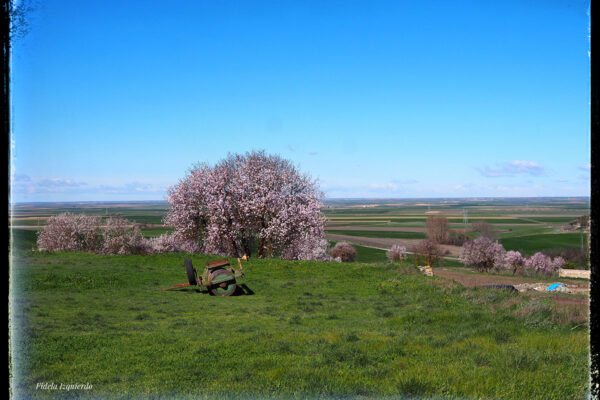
(546, 283, 566, 291)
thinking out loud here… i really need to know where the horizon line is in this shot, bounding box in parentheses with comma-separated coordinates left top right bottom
(9, 195, 591, 205)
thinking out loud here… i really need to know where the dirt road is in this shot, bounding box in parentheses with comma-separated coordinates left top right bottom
(433, 268, 589, 305)
(325, 233, 462, 257)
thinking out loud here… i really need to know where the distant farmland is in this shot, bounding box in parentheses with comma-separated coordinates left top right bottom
(322, 198, 588, 268)
(9, 197, 590, 267)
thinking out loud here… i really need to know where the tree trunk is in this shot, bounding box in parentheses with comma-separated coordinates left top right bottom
(257, 238, 265, 258)
(242, 236, 252, 258)
(229, 238, 240, 257)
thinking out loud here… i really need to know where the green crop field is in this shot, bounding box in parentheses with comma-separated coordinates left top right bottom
(500, 233, 587, 256)
(10, 229, 38, 251)
(352, 244, 388, 263)
(524, 217, 578, 223)
(326, 230, 426, 239)
(10, 249, 589, 400)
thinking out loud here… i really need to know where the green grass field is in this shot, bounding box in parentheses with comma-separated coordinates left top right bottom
(500, 233, 587, 256)
(353, 244, 388, 263)
(10, 248, 589, 400)
(523, 217, 578, 223)
(326, 230, 426, 239)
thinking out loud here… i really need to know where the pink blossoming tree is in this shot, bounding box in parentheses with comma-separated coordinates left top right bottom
(37, 212, 103, 252)
(145, 232, 202, 254)
(165, 150, 328, 260)
(387, 244, 407, 262)
(329, 242, 357, 262)
(100, 216, 146, 255)
(459, 237, 505, 272)
(504, 250, 525, 275)
(523, 252, 563, 276)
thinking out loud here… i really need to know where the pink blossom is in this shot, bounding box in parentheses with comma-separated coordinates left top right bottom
(165, 151, 327, 260)
(459, 237, 505, 272)
(329, 242, 357, 262)
(523, 252, 558, 276)
(387, 244, 407, 262)
(37, 212, 103, 252)
(504, 250, 524, 275)
(100, 216, 146, 255)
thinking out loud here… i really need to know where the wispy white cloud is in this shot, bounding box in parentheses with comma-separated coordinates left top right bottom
(453, 183, 478, 191)
(578, 163, 591, 171)
(370, 182, 400, 191)
(11, 176, 167, 201)
(37, 178, 86, 188)
(11, 175, 87, 193)
(393, 179, 418, 185)
(477, 160, 546, 178)
(321, 178, 420, 198)
(13, 174, 31, 183)
(98, 182, 164, 194)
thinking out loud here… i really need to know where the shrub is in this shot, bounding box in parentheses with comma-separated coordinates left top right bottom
(36, 213, 201, 255)
(459, 237, 505, 272)
(577, 215, 589, 228)
(445, 230, 470, 246)
(145, 233, 201, 254)
(100, 216, 146, 255)
(563, 261, 579, 269)
(386, 244, 407, 262)
(281, 234, 331, 261)
(37, 212, 103, 252)
(329, 242, 357, 262)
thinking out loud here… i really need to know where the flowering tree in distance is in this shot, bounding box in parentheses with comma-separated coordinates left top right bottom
(524, 252, 563, 277)
(387, 244, 407, 262)
(329, 242, 357, 262)
(504, 250, 525, 275)
(165, 150, 327, 260)
(459, 237, 505, 272)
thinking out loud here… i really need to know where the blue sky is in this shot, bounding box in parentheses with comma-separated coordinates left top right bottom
(10, 0, 590, 202)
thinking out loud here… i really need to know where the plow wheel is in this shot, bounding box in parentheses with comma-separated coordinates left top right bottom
(184, 259, 197, 286)
(209, 268, 237, 297)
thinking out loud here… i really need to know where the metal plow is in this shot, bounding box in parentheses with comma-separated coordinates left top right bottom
(162, 257, 246, 296)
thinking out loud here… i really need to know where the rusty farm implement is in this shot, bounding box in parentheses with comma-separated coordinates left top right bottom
(163, 257, 246, 296)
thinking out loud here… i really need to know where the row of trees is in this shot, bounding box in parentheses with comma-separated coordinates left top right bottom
(35, 213, 567, 276)
(425, 215, 571, 276)
(381, 234, 565, 277)
(37, 151, 330, 261)
(459, 236, 564, 276)
(36, 213, 200, 255)
(426, 216, 497, 245)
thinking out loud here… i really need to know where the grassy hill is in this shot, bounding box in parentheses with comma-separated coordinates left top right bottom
(9, 250, 588, 399)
